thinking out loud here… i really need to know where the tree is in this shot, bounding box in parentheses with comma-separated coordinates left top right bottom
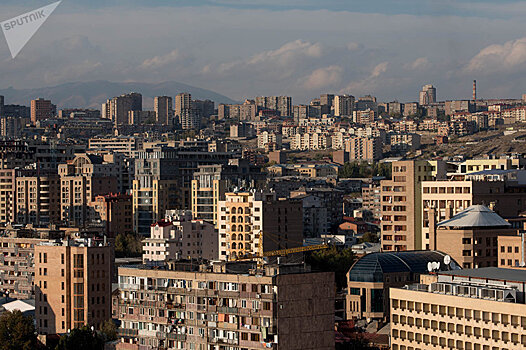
(306, 246, 356, 290)
(99, 319, 117, 341)
(55, 326, 104, 350)
(0, 310, 37, 350)
(115, 233, 143, 258)
(358, 232, 379, 244)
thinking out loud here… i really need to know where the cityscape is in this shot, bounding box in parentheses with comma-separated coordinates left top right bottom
(3, 1, 526, 350)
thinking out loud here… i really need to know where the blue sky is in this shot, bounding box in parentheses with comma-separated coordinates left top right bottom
(1, 1, 526, 103)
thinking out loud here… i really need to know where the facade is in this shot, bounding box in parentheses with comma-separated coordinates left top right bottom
(15, 171, 61, 225)
(191, 160, 265, 225)
(361, 182, 382, 219)
(31, 98, 55, 124)
(380, 160, 447, 251)
(344, 136, 381, 161)
(498, 234, 525, 268)
(143, 210, 218, 262)
(154, 96, 173, 125)
(105, 93, 143, 127)
(217, 192, 303, 261)
(88, 136, 143, 157)
(334, 95, 354, 117)
(419, 84, 436, 105)
(257, 131, 282, 150)
(89, 193, 133, 238)
(35, 238, 112, 334)
(391, 267, 526, 350)
(116, 262, 335, 350)
(58, 154, 119, 227)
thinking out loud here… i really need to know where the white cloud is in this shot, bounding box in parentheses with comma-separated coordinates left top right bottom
(341, 61, 388, 94)
(465, 37, 526, 74)
(300, 65, 343, 90)
(140, 50, 181, 69)
(248, 40, 323, 65)
(406, 57, 430, 70)
(371, 62, 388, 78)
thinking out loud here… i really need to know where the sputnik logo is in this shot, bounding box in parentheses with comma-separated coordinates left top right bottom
(1, 1, 62, 59)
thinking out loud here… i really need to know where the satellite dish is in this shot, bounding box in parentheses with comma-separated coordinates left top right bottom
(427, 262, 433, 272)
(444, 255, 451, 265)
(436, 262, 441, 270)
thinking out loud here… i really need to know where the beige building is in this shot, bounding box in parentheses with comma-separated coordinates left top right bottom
(89, 193, 133, 238)
(35, 238, 112, 334)
(0, 169, 15, 225)
(498, 234, 526, 268)
(344, 136, 381, 161)
(142, 210, 217, 262)
(31, 98, 55, 124)
(334, 95, 354, 116)
(429, 205, 517, 269)
(15, 171, 61, 226)
(381, 160, 447, 251)
(116, 262, 334, 350)
(59, 154, 119, 227)
(391, 267, 526, 350)
(217, 192, 303, 261)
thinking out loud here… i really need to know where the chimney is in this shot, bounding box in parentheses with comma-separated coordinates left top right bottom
(429, 208, 437, 250)
(445, 203, 453, 220)
(473, 80, 477, 101)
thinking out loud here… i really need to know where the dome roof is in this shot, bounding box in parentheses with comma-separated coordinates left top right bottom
(437, 205, 510, 229)
(348, 250, 456, 283)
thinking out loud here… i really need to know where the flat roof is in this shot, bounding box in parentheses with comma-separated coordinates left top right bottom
(438, 267, 526, 283)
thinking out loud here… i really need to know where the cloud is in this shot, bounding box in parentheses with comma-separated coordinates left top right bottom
(406, 57, 430, 70)
(140, 49, 181, 69)
(465, 37, 526, 74)
(300, 65, 343, 90)
(346, 42, 362, 51)
(248, 40, 323, 65)
(341, 61, 388, 94)
(371, 61, 388, 78)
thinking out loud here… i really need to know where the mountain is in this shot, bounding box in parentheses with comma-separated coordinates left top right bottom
(0, 80, 237, 109)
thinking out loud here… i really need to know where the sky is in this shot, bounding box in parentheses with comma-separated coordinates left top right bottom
(1, 0, 526, 103)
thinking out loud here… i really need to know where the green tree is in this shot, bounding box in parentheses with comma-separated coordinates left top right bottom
(99, 319, 117, 341)
(115, 233, 143, 258)
(0, 310, 37, 350)
(358, 232, 379, 244)
(55, 326, 104, 350)
(306, 246, 356, 290)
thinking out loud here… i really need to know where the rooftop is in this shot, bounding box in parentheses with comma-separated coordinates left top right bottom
(437, 204, 511, 228)
(437, 267, 526, 283)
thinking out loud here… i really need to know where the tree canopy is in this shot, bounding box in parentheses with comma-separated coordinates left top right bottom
(338, 161, 391, 179)
(115, 232, 143, 258)
(55, 326, 104, 350)
(306, 246, 356, 291)
(0, 310, 37, 350)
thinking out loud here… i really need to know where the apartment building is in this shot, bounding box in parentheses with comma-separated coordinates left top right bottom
(0, 226, 62, 299)
(361, 182, 381, 219)
(103, 93, 142, 127)
(380, 160, 447, 251)
(15, 170, 61, 226)
(58, 154, 119, 227)
(391, 267, 526, 350)
(35, 238, 112, 335)
(334, 95, 354, 116)
(88, 135, 143, 157)
(257, 131, 282, 150)
(217, 192, 303, 261)
(290, 187, 343, 234)
(191, 160, 265, 225)
(498, 233, 526, 268)
(31, 98, 55, 124)
(344, 136, 381, 161)
(291, 132, 331, 150)
(89, 193, 133, 238)
(0, 169, 15, 225)
(143, 210, 217, 262)
(429, 205, 517, 269)
(154, 96, 173, 125)
(115, 262, 334, 350)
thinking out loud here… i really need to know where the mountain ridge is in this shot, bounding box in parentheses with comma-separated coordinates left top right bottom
(0, 80, 238, 109)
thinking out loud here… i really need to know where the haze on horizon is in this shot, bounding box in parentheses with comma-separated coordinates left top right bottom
(1, 0, 526, 103)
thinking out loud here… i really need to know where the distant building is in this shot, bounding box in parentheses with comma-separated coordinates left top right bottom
(334, 95, 354, 117)
(30, 98, 55, 124)
(154, 96, 173, 125)
(103, 93, 142, 127)
(419, 84, 436, 105)
(344, 136, 382, 161)
(89, 193, 133, 238)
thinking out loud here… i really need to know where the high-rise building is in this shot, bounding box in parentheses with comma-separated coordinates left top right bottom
(0, 95, 4, 116)
(104, 93, 142, 127)
(175, 93, 200, 129)
(15, 170, 61, 225)
(191, 159, 265, 225)
(89, 193, 133, 238)
(334, 95, 354, 116)
(380, 160, 447, 251)
(192, 99, 215, 119)
(35, 238, 112, 334)
(154, 96, 173, 125)
(419, 84, 436, 105)
(255, 96, 292, 116)
(58, 154, 119, 227)
(116, 262, 335, 350)
(390, 267, 526, 350)
(344, 136, 381, 161)
(320, 93, 334, 110)
(0, 169, 15, 225)
(217, 192, 303, 261)
(30, 98, 55, 124)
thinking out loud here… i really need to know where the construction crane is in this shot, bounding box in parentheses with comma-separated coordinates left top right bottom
(234, 231, 329, 266)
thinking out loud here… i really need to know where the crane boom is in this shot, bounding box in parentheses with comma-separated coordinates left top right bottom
(262, 244, 329, 257)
